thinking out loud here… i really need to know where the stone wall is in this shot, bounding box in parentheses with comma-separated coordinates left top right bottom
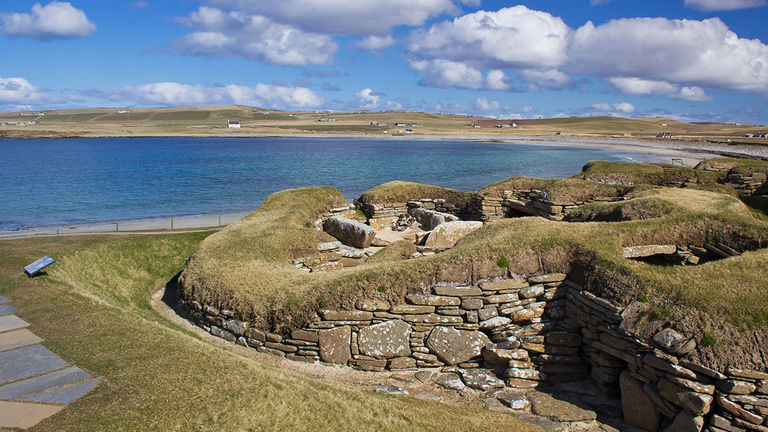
(358, 198, 465, 231)
(179, 272, 767, 431)
(469, 190, 613, 222)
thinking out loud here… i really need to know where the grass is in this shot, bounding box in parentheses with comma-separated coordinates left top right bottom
(355, 181, 472, 207)
(180, 171, 768, 372)
(0, 234, 539, 431)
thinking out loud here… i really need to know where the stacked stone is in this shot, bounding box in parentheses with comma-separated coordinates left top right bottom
(500, 189, 582, 221)
(292, 241, 367, 272)
(711, 368, 768, 432)
(357, 198, 462, 231)
(179, 274, 767, 432)
(726, 171, 767, 195)
(407, 206, 459, 230)
(467, 194, 506, 222)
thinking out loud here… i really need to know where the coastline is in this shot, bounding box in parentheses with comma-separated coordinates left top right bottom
(21, 131, 768, 160)
(0, 210, 251, 240)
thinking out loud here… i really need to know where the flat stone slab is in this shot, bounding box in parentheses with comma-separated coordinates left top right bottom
(529, 391, 598, 422)
(0, 329, 43, 353)
(0, 315, 30, 333)
(0, 400, 63, 429)
(24, 379, 99, 404)
(0, 295, 9, 304)
(0, 304, 19, 316)
(0, 345, 70, 384)
(0, 366, 92, 400)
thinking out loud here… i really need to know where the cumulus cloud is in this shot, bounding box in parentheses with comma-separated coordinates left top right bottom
(0, 1, 96, 40)
(409, 6, 570, 70)
(411, 59, 482, 89)
(684, 0, 767, 11)
(0, 77, 47, 104)
(609, 77, 712, 101)
(474, 98, 500, 111)
(569, 17, 768, 95)
(353, 88, 380, 109)
(208, 0, 464, 35)
(112, 82, 323, 108)
(517, 68, 571, 90)
(592, 102, 635, 114)
(170, 7, 336, 66)
(355, 35, 395, 51)
(406, 6, 768, 99)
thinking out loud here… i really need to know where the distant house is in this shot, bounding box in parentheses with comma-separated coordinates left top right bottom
(317, 118, 337, 122)
(657, 132, 672, 138)
(227, 120, 241, 129)
(118, 110, 130, 114)
(370, 121, 388, 127)
(404, 128, 414, 134)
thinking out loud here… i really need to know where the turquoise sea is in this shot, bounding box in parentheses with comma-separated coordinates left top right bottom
(0, 137, 680, 230)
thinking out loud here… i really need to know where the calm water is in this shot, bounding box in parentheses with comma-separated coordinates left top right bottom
(0, 137, 672, 229)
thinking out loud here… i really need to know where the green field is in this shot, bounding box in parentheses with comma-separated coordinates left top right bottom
(0, 234, 538, 431)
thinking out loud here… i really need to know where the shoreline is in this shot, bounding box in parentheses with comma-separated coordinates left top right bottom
(6, 130, 765, 159)
(0, 135, 737, 236)
(0, 210, 251, 240)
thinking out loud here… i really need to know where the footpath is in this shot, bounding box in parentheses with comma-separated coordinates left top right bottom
(0, 295, 99, 429)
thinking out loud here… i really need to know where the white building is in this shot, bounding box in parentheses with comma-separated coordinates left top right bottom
(227, 121, 241, 129)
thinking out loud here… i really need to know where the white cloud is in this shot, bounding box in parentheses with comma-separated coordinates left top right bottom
(407, 7, 768, 99)
(385, 100, 404, 110)
(592, 102, 635, 114)
(0, 77, 47, 104)
(486, 70, 511, 90)
(684, 0, 767, 11)
(114, 82, 324, 108)
(609, 77, 712, 101)
(410, 59, 486, 89)
(0, 1, 96, 40)
(170, 7, 336, 66)
(517, 68, 571, 90)
(354, 88, 380, 109)
(409, 6, 570, 70)
(474, 97, 501, 111)
(569, 17, 768, 95)
(208, 0, 463, 35)
(355, 35, 395, 51)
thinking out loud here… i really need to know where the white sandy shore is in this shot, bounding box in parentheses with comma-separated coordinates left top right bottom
(80, 132, 768, 160)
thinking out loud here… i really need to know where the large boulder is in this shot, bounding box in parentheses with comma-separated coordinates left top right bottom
(323, 216, 376, 248)
(423, 221, 483, 248)
(620, 371, 661, 431)
(426, 326, 491, 365)
(408, 208, 459, 231)
(358, 319, 411, 359)
(318, 326, 351, 364)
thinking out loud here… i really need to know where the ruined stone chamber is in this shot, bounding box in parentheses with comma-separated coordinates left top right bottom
(176, 166, 768, 432)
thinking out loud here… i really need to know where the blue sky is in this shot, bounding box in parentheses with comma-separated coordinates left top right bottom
(1, 0, 767, 123)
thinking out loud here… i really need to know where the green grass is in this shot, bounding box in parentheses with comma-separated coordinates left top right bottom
(355, 181, 472, 207)
(0, 234, 538, 432)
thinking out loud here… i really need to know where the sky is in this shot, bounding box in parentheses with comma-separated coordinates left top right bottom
(1, 0, 768, 124)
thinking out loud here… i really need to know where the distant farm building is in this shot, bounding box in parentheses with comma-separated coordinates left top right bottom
(227, 121, 241, 129)
(370, 121, 388, 127)
(472, 119, 525, 128)
(317, 118, 337, 122)
(657, 132, 672, 138)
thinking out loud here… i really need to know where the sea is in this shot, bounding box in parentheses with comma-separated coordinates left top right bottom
(0, 136, 685, 230)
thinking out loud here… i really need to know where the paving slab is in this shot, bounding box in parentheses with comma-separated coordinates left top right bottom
(0, 400, 63, 429)
(0, 345, 69, 385)
(24, 379, 99, 404)
(0, 295, 9, 304)
(0, 304, 19, 316)
(0, 329, 43, 353)
(0, 367, 92, 400)
(0, 314, 30, 333)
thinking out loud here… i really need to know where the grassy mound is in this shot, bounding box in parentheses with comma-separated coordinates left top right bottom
(181, 162, 768, 369)
(355, 181, 471, 206)
(479, 176, 631, 204)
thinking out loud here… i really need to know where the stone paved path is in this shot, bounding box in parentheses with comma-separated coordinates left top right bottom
(0, 294, 99, 429)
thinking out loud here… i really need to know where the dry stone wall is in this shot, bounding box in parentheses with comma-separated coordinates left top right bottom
(179, 272, 767, 431)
